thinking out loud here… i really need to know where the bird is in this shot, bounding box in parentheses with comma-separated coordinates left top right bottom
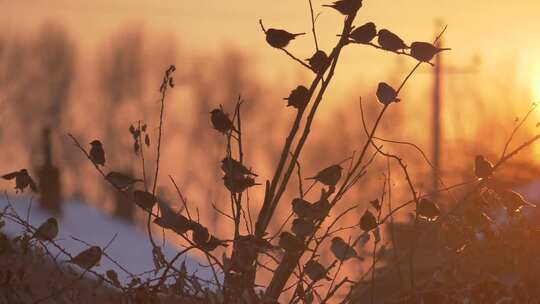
(68, 246, 102, 270)
(265, 28, 305, 49)
(221, 157, 257, 177)
(304, 260, 330, 281)
(89, 140, 105, 166)
(292, 218, 315, 238)
(376, 82, 399, 105)
(132, 190, 157, 212)
(285, 85, 310, 109)
(410, 42, 451, 63)
(279, 232, 304, 253)
(192, 223, 211, 247)
(106, 172, 143, 190)
(2, 169, 38, 193)
(210, 108, 236, 134)
(306, 164, 342, 187)
(33, 217, 58, 241)
(153, 200, 195, 235)
(498, 190, 536, 213)
(306, 50, 329, 74)
(223, 174, 259, 194)
(199, 235, 228, 251)
(292, 198, 314, 219)
(311, 198, 332, 221)
(349, 22, 377, 44)
(377, 29, 408, 52)
(323, 0, 362, 16)
(474, 155, 494, 179)
(330, 237, 362, 262)
(360, 209, 377, 231)
(417, 198, 440, 221)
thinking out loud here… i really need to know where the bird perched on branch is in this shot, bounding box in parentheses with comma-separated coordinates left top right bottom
(2, 169, 38, 193)
(474, 155, 494, 179)
(264, 27, 305, 49)
(106, 172, 142, 190)
(360, 209, 377, 231)
(285, 85, 310, 109)
(292, 198, 314, 219)
(323, 0, 362, 15)
(89, 140, 105, 166)
(410, 42, 451, 63)
(306, 50, 329, 74)
(132, 190, 157, 212)
(498, 190, 536, 213)
(223, 174, 259, 194)
(376, 82, 400, 105)
(417, 198, 440, 221)
(306, 164, 342, 187)
(350, 22, 377, 44)
(330, 237, 362, 262)
(292, 218, 315, 238)
(279, 232, 304, 253)
(304, 260, 330, 281)
(210, 108, 237, 134)
(377, 29, 408, 52)
(154, 200, 195, 235)
(221, 157, 257, 177)
(68, 246, 102, 270)
(33, 217, 58, 242)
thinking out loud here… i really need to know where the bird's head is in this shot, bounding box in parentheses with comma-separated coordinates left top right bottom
(90, 140, 102, 147)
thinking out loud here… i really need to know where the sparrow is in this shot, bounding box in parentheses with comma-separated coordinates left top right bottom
(33, 217, 58, 241)
(311, 198, 332, 221)
(474, 155, 494, 179)
(376, 82, 400, 105)
(279, 232, 304, 253)
(292, 198, 314, 219)
(306, 50, 329, 74)
(330, 237, 362, 262)
(2, 169, 38, 193)
(285, 85, 310, 109)
(417, 198, 440, 221)
(498, 190, 536, 213)
(350, 22, 377, 44)
(132, 190, 157, 212)
(69, 246, 102, 270)
(89, 140, 105, 166)
(106, 172, 143, 190)
(192, 223, 211, 247)
(360, 209, 377, 231)
(223, 174, 259, 194)
(153, 200, 195, 235)
(304, 260, 330, 281)
(292, 218, 315, 238)
(210, 108, 237, 134)
(306, 164, 342, 187)
(221, 157, 257, 177)
(265, 28, 306, 49)
(377, 29, 408, 52)
(410, 41, 450, 63)
(323, 0, 362, 16)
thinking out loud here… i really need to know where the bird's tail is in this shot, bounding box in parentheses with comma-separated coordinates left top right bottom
(294, 33, 307, 37)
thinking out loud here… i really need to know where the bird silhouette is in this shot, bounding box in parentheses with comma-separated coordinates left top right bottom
(68, 246, 102, 270)
(210, 108, 237, 134)
(265, 28, 306, 49)
(106, 172, 143, 190)
(376, 82, 400, 105)
(350, 22, 377, 44)
(2, 169, 38, 193)
(33, 217, 58, 241)
(292, 218, 315, 238)
(306, 164, 342, 186)
(192, 223, 211, 246)
(292, 198, 314, 219)
(306, 50, 329, 74)
(199, 235, 228, 251)
(89, 140, 105, 166)
(474, 155, 494, 179)
(360, 209, 377, 231)
(330, 237, 362, 261)
(498, 190, 536, 213)
(322, 0, 362, 15)
(279, 232, 304, 253)
(417, 198, 440, 221)
(377, 29, 408, 52)
(221, 157, 257, 177)
(223, 174, 259, 194)
(410, 42, 451, 63)
(132, 190, 157, 212)
(285, 85, 310, 109)
(154, 200, 195, 235)
(304, 260, 330, 281)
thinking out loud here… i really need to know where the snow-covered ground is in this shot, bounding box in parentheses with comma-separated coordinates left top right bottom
(0, 196, 217, 284)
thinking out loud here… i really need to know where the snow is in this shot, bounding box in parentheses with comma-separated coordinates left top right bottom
(0, 196, 218, 284)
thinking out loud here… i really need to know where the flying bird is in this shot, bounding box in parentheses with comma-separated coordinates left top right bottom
(323, 0, 362, 16)
(2, 169, 38, 193)
(89, 140, 105, 166)
(265, 28, 305, 49)
(377, 29, 408, 52)
(349, 22, 377, 44)
(210, 108, 237, 134)
(306, 50, 329, 74)
(474, 155, 493, 179)
(285, 85, 310, 109)
(68, 246, 102, 270)
(33, 217, 58, 242)
(410, 41, 451, 63)
(376, 82, 399, 105)
(330, 237, 362, 262)
(106, 172, 143, 190)
(306, 164, 342, 187)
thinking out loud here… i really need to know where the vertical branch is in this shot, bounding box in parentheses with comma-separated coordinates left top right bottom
(308, 0, 319, 51)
